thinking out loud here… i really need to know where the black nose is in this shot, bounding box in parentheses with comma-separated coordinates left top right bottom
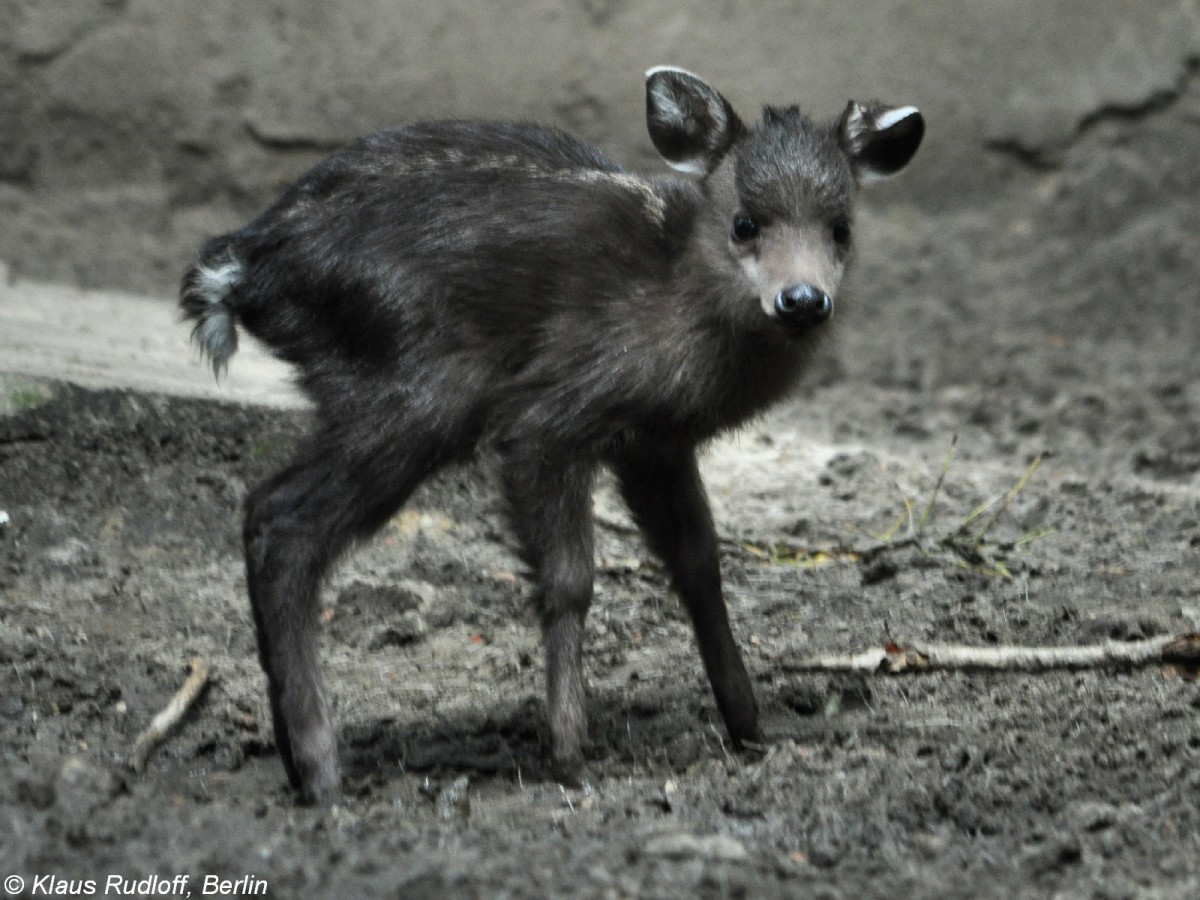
(775, 284, 833, 328)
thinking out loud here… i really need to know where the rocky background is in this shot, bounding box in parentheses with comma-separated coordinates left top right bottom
(2, 1, 1196, 294)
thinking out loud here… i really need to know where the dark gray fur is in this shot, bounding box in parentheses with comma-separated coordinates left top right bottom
(180, 68, 923, 805)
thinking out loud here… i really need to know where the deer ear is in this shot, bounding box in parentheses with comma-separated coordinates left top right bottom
(839, 101, 924, 184)
(645, 66, 743, 176)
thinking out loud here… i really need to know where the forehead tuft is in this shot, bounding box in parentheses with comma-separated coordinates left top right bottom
(734, 106, 852, 218)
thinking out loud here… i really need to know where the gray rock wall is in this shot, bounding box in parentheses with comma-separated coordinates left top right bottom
(3, 0, 1198, 293)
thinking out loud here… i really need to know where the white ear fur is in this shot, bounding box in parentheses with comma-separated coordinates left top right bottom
(875, 105, 920, 132)
(645, 66, 730, 130)
(644, 64, 705, 82)
(662, 157, 708, 175)
(645, 66, 705, 142)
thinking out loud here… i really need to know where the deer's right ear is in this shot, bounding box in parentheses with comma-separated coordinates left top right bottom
(645, 67, 743, 176)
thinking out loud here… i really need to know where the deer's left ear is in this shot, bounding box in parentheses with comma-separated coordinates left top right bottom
(839, 101, 924, 184)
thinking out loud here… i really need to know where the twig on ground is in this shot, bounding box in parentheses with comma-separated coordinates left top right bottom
(785, 634, 1200, 675)
(129, 657, 210, 772)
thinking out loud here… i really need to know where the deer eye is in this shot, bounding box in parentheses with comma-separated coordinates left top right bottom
(832, 218, 852, 247)
(732, 215, 760, 242)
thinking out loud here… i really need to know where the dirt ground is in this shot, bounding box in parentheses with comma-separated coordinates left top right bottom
(3, 51, 1200, 900)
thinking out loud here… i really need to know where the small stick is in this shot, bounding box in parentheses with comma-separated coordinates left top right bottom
(786, 634, 1200, 675)
(129, 657, 210, 772)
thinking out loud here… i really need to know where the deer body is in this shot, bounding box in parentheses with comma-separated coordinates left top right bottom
(182, 67, 923, 804)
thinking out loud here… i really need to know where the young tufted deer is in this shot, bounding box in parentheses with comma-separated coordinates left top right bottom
(181, 67, 923, 805)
